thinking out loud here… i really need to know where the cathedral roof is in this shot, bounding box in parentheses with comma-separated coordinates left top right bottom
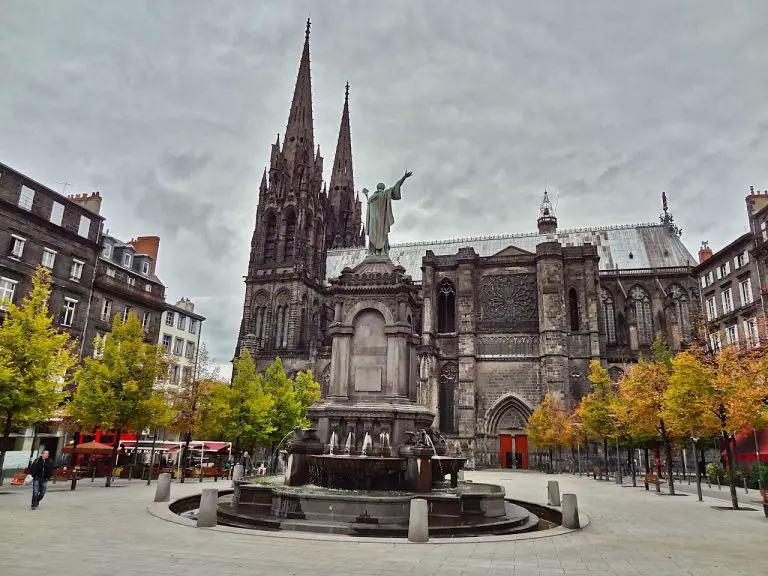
(326, 223, 696, 282)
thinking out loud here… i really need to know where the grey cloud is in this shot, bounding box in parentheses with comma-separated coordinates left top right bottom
(2, 0, 767, 373)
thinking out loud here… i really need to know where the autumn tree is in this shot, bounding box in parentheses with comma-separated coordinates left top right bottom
(663, 345, 721, 501)
(168, 344, 220, 482)
(0, 268, 77, 484)
(618, 337, 678, 494)
(578, 360, 617, 478)
(67, 314, 169, 486)
(700, 344, 768, 509)
(526, 393, 571, 472)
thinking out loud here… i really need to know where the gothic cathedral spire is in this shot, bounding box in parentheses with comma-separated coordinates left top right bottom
(327, 83, 364, 249)
(282, 18, 315, 173)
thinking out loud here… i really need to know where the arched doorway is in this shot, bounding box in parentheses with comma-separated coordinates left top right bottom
(485, 394, 533, 469)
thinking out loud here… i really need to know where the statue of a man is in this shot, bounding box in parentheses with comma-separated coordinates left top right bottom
(362, 170, 413, 255)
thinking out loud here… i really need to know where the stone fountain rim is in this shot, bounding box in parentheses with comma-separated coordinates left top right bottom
(150, 488, 591, 543)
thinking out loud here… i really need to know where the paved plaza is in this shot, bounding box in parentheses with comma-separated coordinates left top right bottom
(0, 470, 765, 576)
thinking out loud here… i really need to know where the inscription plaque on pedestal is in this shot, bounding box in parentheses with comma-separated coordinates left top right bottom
(355, 366, 382, 392)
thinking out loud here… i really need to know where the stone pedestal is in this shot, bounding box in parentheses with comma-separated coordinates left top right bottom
(309, 254, 435, 453)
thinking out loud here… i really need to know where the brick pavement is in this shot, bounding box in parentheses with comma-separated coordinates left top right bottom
(0, 470, 766, 576)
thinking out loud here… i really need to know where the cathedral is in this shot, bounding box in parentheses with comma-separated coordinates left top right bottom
(236, 22, 699, 468)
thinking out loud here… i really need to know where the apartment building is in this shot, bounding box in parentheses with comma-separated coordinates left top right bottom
(159, 297, 205, 386)
(695, 235, 762, 352)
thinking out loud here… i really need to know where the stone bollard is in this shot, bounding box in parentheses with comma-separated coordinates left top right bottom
(197, 488, 218, 528)
(561, 494, 580, 529)
(407, 498, 429, 543)
(153, 473, 171, 503)
(547, 480, 561, 506)
(232, 464, 244, 482)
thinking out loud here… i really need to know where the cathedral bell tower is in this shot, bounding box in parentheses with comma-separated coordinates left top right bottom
(237, 20, 328, 366)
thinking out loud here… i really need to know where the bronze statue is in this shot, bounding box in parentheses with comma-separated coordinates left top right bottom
(362, 170, 413, 255)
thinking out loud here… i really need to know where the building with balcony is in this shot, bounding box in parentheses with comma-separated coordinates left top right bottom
(79, 233, 166, 358)
(158, 297, 206, 387)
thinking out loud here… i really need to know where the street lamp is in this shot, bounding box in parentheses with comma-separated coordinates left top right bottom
(609, 413, 622, 485)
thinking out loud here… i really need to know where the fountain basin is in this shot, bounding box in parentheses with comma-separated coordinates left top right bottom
(431, 456, 467, 488)
(310, 455, 405, 491)
(214, 479, 540, 537)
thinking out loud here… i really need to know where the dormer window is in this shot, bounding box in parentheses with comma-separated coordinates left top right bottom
(102, 244, 112, 259)
(123, 253, 132, 268)
(141, 261, 150, 275)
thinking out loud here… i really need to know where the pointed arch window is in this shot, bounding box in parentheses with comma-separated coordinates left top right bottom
(298, 295, 308, 349)
(437, 279, 456, 334)
(264, 213, 277, 263)
(439, 363, 458, 434)
(568, 288, 580, 332)
(601, 288, 616, 343)
(630, 286, 653, 345)
(274, 300, 290, 349)
(668, 284, 690, 340)
(284, 211, 297, 262)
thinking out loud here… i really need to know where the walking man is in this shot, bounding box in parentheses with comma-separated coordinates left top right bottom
(30, 449, 53, 509)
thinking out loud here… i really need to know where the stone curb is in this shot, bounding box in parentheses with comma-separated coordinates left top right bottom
(147, 492, 590, 544)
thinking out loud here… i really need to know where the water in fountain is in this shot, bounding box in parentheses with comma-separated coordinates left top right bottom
(266, 429, 299, 474)
(329, 430, 338, 455)
(361, 432, 372, 456)
(343, 431, 353, 455)
(421, 429, 444, 479)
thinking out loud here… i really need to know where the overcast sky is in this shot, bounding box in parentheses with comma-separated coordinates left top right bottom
(1, 1, 767, 375)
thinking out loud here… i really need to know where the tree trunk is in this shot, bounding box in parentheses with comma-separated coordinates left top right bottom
(629, 443, 637, 487)
(0, 412, 13, 486)
(548, 447, 553, 473)
(180, 431, 192, 483)
(603, 437, 609, 480)
(660, 419, 675, 495)
(722, 431, 739, 509)
(691, 439, 702, 502)
(105, 428, 121, 487)
(146, 432, 157, 486)
(585, 439, 590, 473)
(70, 431, 81, 491)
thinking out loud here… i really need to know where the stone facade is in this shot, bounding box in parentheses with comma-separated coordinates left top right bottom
(235, 23, 700, 467)
(0, 162, 104, 360)
(81, 233, 166, 359)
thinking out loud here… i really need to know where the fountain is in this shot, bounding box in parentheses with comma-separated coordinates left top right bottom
(171, 173, 547, 536)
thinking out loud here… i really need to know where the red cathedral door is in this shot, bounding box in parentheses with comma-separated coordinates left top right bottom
(499, 434, 529, 469)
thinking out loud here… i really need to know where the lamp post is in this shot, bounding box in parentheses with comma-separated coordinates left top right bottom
(691, 436, 703, 502)
(609, 414, 622, 485)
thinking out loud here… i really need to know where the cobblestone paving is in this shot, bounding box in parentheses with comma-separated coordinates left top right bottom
(0, 470, 765, 576)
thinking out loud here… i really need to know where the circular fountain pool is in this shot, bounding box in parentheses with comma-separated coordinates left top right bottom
(170, 476, 554, 537)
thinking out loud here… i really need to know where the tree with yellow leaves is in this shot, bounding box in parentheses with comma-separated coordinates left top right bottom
(618, 337, 677, 494)
(577, 361, 617, 479)
(526, 392, 571, 472)
(699, 344, 768, 509)
(663, 344, 720, 501)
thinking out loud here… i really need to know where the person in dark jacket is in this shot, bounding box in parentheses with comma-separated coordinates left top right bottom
(29, 450, 54, 509)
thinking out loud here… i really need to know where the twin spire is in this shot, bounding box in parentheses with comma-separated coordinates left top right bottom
(266, 19, 362, 248)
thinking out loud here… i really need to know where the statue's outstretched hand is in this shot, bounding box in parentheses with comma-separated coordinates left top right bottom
(362, 188, 369, 199)
(404, 170, 413, 179)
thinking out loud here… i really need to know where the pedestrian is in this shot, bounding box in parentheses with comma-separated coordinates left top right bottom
(240, 451, 253, 476)
(30, 450, 53, 510)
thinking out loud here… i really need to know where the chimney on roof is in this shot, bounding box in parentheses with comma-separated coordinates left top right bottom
(128, 236, 160, 274)
(67, 190, 102, 215)
(698, 241, 713, 264)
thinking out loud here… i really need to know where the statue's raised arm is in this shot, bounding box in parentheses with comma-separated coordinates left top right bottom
(364, 170, 413, 256)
